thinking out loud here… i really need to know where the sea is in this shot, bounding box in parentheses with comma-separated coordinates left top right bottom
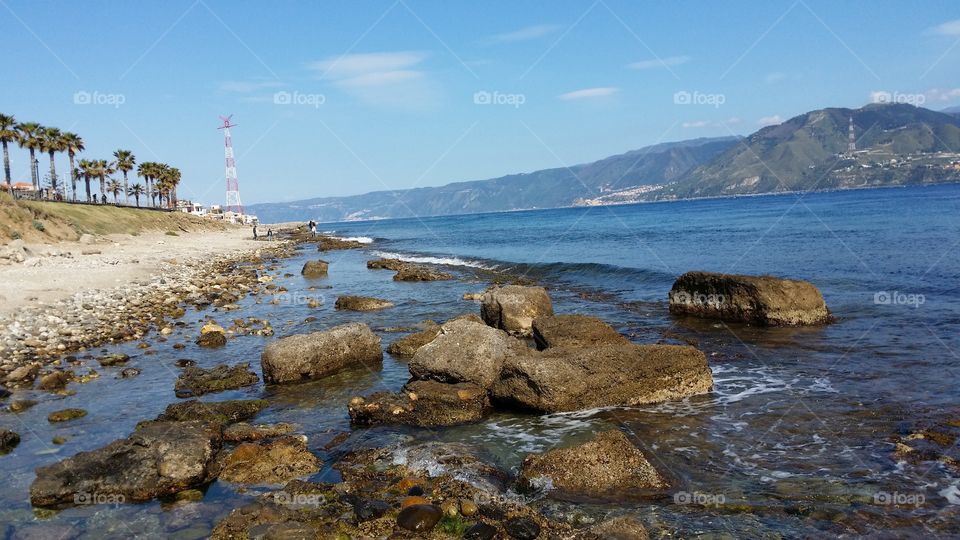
(3, 183, 960, 537)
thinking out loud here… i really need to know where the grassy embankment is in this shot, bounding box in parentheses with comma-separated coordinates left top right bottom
(0, 192, 231, 245)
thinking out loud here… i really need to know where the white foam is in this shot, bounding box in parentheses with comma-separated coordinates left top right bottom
(372, 250, 496, 270)
(338, 236, 374, 244)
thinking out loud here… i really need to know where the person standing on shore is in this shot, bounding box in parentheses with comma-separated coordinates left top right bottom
(252, 224, 258, 240)
(309, 220, 317, 237)
(267, 229, 273, 240)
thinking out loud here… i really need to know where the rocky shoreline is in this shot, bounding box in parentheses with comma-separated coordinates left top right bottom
(1, 226, 846, 538)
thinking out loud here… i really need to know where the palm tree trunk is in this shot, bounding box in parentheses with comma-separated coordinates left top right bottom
(48, 151, 57, 194)
(85, 177, 91, 202)
(68, 153, 77, 201)
(99, 175, 105, 199)
(122, 171, 129, 205)
(2, 141, 11, 189)
(28, 148, 37, 190)
(134, 194, 140, 207)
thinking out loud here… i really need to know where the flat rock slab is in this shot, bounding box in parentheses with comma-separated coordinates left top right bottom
(348, 380, 490, 427)
(491, 344, 713, 413)
(260, 323, 382, 384)
(532, 314, 630, 350)
(481, 285, 553, 337)
(174, 362, 260, 398)
(31, 420, 222, 506)
(149, 399, 268, 426)
(386, 314, 484, 358)
(668, 271, 831, 326)
(393, 265, 453, 282)
(518, 430, 667, 499)
(335, 295, 394, 311)
(224, 422, 297, 442)
(367, 258, 407, 271)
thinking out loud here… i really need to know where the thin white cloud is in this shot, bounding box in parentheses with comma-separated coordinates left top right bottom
(926, 88, 960, 102)
(757, 115, 783, 126)
(929, 19, 960, 36)
(765, 72, 787, 84)
(308, 51, 435, 108)
(627, 55, 690, 70)
(219, 80, 284, 93)
(308, 51, 427, 79)
(558, 87, 619, 100)
(486, 24, 560, 43)
(683, 118, 741, 129)
(682, 120, 710, 128)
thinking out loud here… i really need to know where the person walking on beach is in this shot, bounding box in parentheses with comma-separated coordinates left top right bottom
(309, 220, 317, 237)
(252, 224, 258, 240)
(267, 229, 273, 240)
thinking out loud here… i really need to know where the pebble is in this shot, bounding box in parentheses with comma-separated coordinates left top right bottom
(504, 517, 541, 539)
(464, 522, 498, 540)
(396, 504, 442, 532)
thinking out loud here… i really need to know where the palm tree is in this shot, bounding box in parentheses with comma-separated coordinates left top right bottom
(151, 163, 169, 207)
(96, 159, 113, 201)
(0, 114, 16, 193)
(41, 127, 64, 195)
(16, 122, 43, 190)
(62, 132, 84, 201)
(166, 166, 181, 208)
(106, 179, 122, 203)
(136, 162, 155, 207)
(78, 159, 94, 202)
(129, 183, 145, 207)
(112, 149, 135, 204)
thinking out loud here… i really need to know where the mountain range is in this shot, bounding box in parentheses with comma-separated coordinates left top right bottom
(248, 103, 960, 223)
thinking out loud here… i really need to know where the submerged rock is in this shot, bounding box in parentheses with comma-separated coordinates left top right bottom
(335, 295, 394, 311)
(409, 319, 526, 389)
(590, 516, 650, 539)
(348, 380, 491, 427)
(0, 429, 20, 453)
(30, 420, 222, 506)
(219, 436, 320, 484)
(301, 259, 329, 278)
(151, 399, 268, 426)
(317, 236, 365, 251)
(491, 344, 712, 413)
(518, 430, 668, 498)
(668, 271, 831, 326)
(37, 370, 74, 391)
(97, 353, 131, 367)
(174, 362, 259, 398)
(532, 314, 630, 350)
(504, 516, 541, 539)
(48, 408, 87, 423)
(366, 258, 407, 271)
(260, 323, 383, 384)
(481, 285, 554, 336)
(393, 265, 453, 282)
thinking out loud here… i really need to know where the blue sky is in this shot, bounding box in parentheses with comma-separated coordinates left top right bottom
(2, 0, 959, 205)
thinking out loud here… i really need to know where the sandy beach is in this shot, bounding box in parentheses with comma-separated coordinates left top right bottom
(0, 227, 257, 317)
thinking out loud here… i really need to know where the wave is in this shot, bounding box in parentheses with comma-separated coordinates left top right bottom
(371, 250, 497, 270)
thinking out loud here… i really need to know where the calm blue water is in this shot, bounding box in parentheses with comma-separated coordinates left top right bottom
(3, 184, 960, 537)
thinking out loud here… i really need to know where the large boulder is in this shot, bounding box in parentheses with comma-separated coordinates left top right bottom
(174, 362, 259, 398)
(260, 323, 382, 384)
(668, 271, 831, 326)
(532, 315, 630, 350)
(348, 380, 490, 427)
(409, 319, 526, 389)
(518, 430, 667, 498)
(491, 344, 712, 413)
(218, 436, 320, 484)
(386, 314, 484, 358)
(481, 285, 553, 336)
(335, 295, 394, 311)
(300, 259, 329, 278)
(30, 420, 222, 506)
